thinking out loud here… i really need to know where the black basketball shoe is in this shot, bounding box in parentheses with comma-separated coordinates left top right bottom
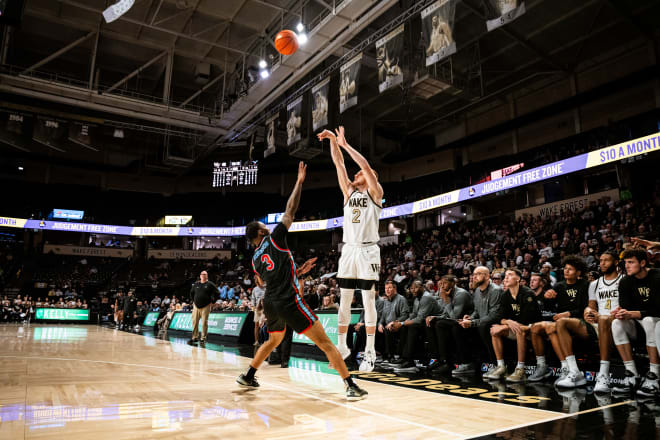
(236, 374, 260, 389)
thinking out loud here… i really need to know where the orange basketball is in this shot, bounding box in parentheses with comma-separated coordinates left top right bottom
(275, 30, 299, 56)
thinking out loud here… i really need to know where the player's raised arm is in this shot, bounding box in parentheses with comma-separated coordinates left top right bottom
(334, 126, 383, 202)
(317, 129, 351, 200)
(280, 161, 306, 230)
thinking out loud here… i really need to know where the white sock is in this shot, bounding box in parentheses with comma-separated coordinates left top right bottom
(516, 362, 525, 369)
(565, 355, 579, 374)
(536, 356, 546, 368)
(497, 359, 505, 367)
(623, 360, 638, 376)
(365, 333, 375, 353)
(337, 332, 348, 350)
(599, 360, 610, 377)
(650, 363, 660, 376)
(560, 360, 568, 370)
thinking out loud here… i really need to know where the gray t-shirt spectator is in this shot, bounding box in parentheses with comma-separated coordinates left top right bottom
(469, 281, 504, 327)
(439, 287, 473, 319)
(380, 293, 410, 326)
(251, 286, 266, 308)
(408, 292, 442, 325)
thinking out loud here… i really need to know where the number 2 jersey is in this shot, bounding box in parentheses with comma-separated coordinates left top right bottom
(343, 189, 381, 244)
(588, 274, 622, 315)
(251, 223, 302, 301)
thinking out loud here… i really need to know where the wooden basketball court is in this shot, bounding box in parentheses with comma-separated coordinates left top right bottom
(1, 324, 580, 439)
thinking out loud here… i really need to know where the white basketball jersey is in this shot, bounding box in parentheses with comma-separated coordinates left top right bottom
(588, 274, 622, 314)
(343, 190, 381, 244)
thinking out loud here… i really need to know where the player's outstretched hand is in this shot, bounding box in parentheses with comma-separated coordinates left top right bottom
(334, 126, 347, 148)
(296, 161, 307, 184)
(316, 129, 335, 142)
(298, 257, 318, 276)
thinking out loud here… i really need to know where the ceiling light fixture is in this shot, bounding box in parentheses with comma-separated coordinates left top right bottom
(103, 0, 136, 23)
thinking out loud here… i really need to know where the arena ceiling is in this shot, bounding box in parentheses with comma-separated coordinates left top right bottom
(0, 0, 659, 181)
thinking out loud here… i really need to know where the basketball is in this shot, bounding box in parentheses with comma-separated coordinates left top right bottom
(275, 30, 299, 55)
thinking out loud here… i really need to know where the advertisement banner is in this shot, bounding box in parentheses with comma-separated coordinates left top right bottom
(43, 244, 133, 258)
(168, 312, 247, 337)
(0, 216, 27, 228)
(515, 189, 620, 219)
(486, 0, 526, 32)
(143, 312, 160, 326)
(35, 308, 90, 321)
(286, 96, 303, 146)
(293, 312, 360, 345)
(421, 0, 457, 66)
(164, 215, 192, 225)
(146, 249, 232, 260)
(311, 77, 330, 131)
(2, 133, 658, 237)
(376, 24, 405, 93)
(339, 53, 362, 113)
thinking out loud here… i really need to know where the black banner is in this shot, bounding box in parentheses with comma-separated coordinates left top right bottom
(311, 77, 329, 131)
(339, 53, 361, 113)
(486, 0, 526, 31)
(376, 24, 404, 93)
(421, 0, 457, 66)
(286, 96, 303, 146)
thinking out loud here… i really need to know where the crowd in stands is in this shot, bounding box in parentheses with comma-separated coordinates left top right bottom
(0, 294, 89, 323)
(4, 192, 660, 396)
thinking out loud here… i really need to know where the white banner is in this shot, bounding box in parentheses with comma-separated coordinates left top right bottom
(376, 24, 405, 92)
(515, 189, 620, 219)
(43, 244, 133, 258)
(147, 249, 232, 260)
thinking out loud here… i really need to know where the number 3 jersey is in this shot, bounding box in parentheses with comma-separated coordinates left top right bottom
(343, 189, 382, 244)
(588, 274, 622, 315)
(252, 223, 301, 301)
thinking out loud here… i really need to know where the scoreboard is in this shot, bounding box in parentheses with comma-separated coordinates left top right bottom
(212, 161, 258, 187)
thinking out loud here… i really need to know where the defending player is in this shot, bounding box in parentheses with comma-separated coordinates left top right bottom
(317, 126, 383, 372)
(236, 162, 368, 401)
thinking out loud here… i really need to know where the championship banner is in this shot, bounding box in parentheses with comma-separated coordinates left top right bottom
(264, 114, 278, 158)
(143, 312, 159, 326)
(43, 244, 133, 258)
(486, 0, 526, 32)
(35, 308, 90, 321)
(515, 189, 620, 219)
(286, 97, 303, 146)
(293, 312, 360, 345)
(339, 53, 361, 113)
(311, 77, 330, 131)
(147, 249, 232, 260)
(376, 24, 405, 92)
(168, 312, 247, 337)
(422, 0, 457, 66)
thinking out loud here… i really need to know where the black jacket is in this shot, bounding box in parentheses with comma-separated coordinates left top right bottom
(189, 281, 218, 308)
(500, 286, 541, 325)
